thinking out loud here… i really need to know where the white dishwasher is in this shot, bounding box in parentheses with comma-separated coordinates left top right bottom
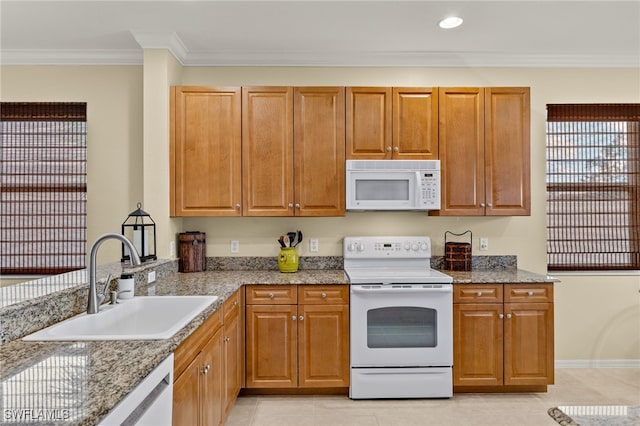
(99, 353, 173, 426)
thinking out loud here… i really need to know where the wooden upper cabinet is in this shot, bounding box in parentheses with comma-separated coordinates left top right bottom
(392, 87, 439, 159)
(436, 87, 530, 216)
(294, 87, 346, 216)
(485, 87, 531, 216)
(438, 87, 485, 215)
(170, 86, 242, 216)
(346, 87, 392, 159)
(242, 86, 294, 216)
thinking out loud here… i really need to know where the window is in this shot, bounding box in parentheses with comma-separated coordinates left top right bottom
(1, 102, 87, 275)
(546, 104, 640, 271)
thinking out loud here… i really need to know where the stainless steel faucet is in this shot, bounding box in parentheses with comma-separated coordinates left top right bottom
(87, 233, 142, 314)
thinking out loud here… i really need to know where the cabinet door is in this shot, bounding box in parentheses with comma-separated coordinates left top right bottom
(294, 87, 346, 216)
(503, 303, 554, 386)
(346, 87, 392, 159)
(171, 87, 242, 217)
(298, 304, 350, 387)
(245, 304, 298, 388)
(242, 86, 294, 216)
(223, 301, 242, 417)
(453, 303, 503, 386)
(200, 327, 224, 426)
(173, 355, 201, 426)
(484, 87, 531, 216)
(392, 87, 439, 159)
(437, 87, 485, 215)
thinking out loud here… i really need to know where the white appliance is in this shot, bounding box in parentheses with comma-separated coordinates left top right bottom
(346, 160, 441, 211)
(344, 236, 453, 399)
(99, 354, 173, 425)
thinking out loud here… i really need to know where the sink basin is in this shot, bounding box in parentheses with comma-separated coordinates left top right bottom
(23, 296, 218, 341)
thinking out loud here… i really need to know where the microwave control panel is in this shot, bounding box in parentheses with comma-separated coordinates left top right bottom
(420, 172, 440, 208)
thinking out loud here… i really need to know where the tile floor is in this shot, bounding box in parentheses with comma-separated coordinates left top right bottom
(225, 369, 640, 426)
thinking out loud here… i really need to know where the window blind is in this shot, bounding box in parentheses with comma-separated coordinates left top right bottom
(1, 102, 87, 275)
(546, 104, 640, 271)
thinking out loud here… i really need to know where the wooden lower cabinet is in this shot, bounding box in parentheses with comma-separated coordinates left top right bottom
(245, 284, 349, 389)
(173, 326, 224, 425)
(453, 283, 554, 392)
(173, 289, 243, 425)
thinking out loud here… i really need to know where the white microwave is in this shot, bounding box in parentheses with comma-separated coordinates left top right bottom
(346, 160, 441, 211)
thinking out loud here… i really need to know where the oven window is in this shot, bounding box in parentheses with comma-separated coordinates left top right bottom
(367, 307, 437, 348)
(356, 180, 409, 201)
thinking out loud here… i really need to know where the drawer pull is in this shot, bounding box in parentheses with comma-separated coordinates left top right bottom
(476, 291, 483, 297)
(527, 291, 534, 296)
(268, 292, 274, 300)
(321, 292, 327, 299)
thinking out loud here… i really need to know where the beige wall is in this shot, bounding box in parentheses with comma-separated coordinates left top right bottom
(1, 63, 638, 362)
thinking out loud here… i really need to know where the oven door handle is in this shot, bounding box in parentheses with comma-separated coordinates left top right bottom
(351, 286, 452, 294)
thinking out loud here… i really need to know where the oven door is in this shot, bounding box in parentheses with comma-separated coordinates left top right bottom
(350, 284, 452, 367)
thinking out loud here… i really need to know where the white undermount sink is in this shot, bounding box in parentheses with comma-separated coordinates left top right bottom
(23, 296, 218, 341)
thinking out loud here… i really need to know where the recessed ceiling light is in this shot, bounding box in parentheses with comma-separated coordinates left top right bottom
(439, 16, 463, 29)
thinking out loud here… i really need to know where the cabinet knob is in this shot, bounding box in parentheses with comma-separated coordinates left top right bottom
(480, 203, 486, 208)
(233, 301, 238, 306)
(299, 315, 304, 321)
(288, 203, 293, 208)
(295, 203, 300, 209)
(476, 291, 483, 297)
(487, 203, 493, 208)
(321, 292, 327, 299)
(268, 292, 274, 299)
(386, 146, 392, 152)
(506, 313, 512, 319)
(225, 337, 231, 343)
(499, 313, 504, 319)
(527, 291, 534, 296)
(203, 364, 210, 374)
(292, 315, 297, 321)
(393, 146, 399, 152)
(235, 203, 241, 209)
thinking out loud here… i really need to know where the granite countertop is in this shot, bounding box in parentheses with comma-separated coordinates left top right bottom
(0, 261, 553, 426)
(0, 269, 347, 426)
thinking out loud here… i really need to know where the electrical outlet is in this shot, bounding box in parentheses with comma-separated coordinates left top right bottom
(230, 240, 240, 253)
(169, 241, 175, 257)
(148, 270, 156, 283)
(479, 237, 489, 251)
(309, 239, 319, 253)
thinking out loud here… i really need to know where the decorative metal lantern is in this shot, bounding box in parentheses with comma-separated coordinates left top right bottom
(121, 202, 157, 263)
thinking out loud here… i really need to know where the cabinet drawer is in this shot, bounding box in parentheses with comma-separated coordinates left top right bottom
(454, 284, 503, 303)
(505, 284, 553, 303)
(223, 289, 240, 321)
(298, 285, 349, 304)
(246, 285, 297, 304)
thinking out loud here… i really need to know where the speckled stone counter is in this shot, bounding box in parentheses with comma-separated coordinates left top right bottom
(0, 268, 346, 426)
(0, 256, 553, 426)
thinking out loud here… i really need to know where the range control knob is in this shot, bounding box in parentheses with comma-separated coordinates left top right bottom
(420, 242, 429, 251)
(348, 242, 357, 252)
(411, 243, 420, 251)
(357, 243, 365, 252)
(404, 242, 411, 251)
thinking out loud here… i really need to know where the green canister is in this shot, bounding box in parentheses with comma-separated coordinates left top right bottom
(278, 247, 299, 273)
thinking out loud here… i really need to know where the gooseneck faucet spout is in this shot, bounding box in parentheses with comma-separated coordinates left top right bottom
(87, 233, 142, 314)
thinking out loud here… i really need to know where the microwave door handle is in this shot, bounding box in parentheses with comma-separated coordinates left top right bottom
(415, 171, 424, 206)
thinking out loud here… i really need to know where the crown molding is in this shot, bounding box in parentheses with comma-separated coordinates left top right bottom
(1, 48, 638, 68)
(130, 31, 188, 64)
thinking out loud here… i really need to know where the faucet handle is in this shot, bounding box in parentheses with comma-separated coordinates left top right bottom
(100, 273, 113, 298)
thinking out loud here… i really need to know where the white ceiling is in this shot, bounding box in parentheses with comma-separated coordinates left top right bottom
(1, 0, 639, 67)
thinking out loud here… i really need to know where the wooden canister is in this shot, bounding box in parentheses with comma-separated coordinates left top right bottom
(444, 230, 472, 271)
(178, 232, 206, 272)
